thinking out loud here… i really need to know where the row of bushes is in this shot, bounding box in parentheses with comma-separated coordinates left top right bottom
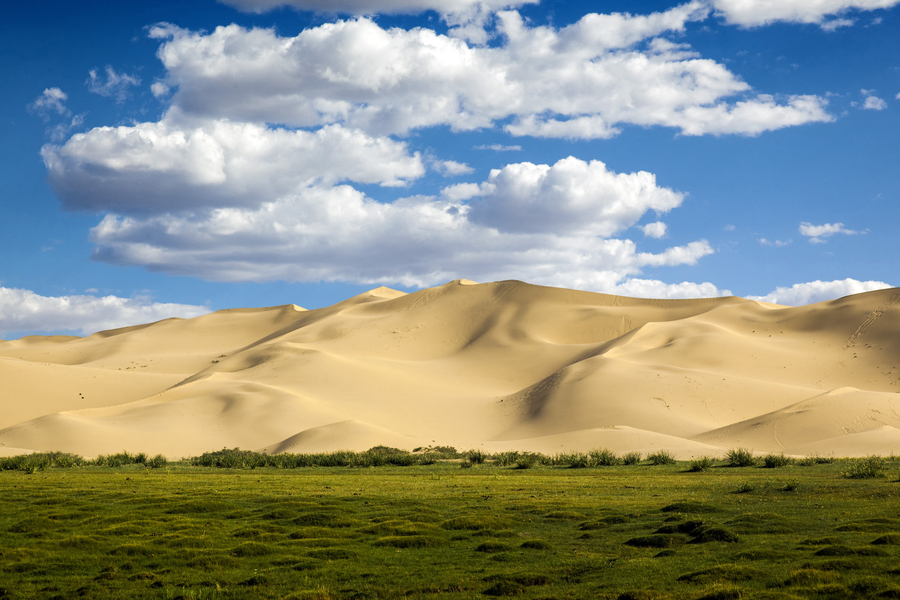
(190, 446, 437, 469)
(0, 451, 167, 473)
(2, 446, 893, 478)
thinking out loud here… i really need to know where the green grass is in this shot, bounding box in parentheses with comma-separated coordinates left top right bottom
(1, 453, 899, 599)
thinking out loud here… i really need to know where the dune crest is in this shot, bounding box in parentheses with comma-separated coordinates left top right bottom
(1, 280, 899, 458)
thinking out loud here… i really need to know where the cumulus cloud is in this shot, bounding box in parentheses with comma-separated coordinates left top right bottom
(433, 160, 474, 176)
(862, 95, 887, 110)
(799, 221, 860, 243)
(217, 0, 534, 15)
(711, 0, 900, 28)
(146, 6, 831, 140)
(39, 3, 848, 296)
(42, 116, 425, 214)
(466, 158, 683, 236)
(641, 222, 668, 238)
(80, 157, 713, 290)
(86, 66, 141, 103)
(0, 287, 209, 337)
(612, 278, 731, 299)
(759, 238, 791, 246)
(748, 278, 893, 306)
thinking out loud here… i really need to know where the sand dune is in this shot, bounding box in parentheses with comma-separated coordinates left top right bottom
(1, 280, 898, 458)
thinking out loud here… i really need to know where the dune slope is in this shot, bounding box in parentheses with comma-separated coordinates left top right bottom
(1, 280, 898, 458)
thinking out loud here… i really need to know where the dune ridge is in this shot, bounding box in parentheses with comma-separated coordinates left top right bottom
(1, 280, 899, 458)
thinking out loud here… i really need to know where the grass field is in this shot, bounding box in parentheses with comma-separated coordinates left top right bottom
(1, 452, 900, 599)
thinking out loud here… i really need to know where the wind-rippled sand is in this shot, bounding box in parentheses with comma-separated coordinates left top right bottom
(2, 279, 899, 458)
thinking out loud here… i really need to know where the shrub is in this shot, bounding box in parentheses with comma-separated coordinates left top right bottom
(799, 453, 834, 466)
(145, 455, 168, 469)
(465, 449, 487, 465)
(492, 451, 520, 467)
(842, 455, 886, 479)
(621, 451, 642, 465)
(514, 453, 539, 469)
(590, 448, 619, 466)
(725, 448, 756, 467)
(688, 456, 714, 472)
(566, 452, 591, 468)
(762, 453, 791, 468)
(647, 450, 676, 465)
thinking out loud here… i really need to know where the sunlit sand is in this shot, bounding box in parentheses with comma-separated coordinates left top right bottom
(2, 280, 898, 458)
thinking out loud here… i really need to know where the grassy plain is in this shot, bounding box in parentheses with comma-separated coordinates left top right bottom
(1, 456, 900, 599)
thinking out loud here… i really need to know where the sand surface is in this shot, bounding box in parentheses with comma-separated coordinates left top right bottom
(2, 280, 899, 458)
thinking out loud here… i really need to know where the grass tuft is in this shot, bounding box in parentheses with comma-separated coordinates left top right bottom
(726, 448, 756, 467)
(647, 450, 676, 465)
(762, 454, 792, 468)
(621, 451, 642, 465)
(689, 456, 715, 472)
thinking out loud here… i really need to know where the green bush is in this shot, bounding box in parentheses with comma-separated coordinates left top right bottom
(647, 450, 676, 465)
(465, 449, 487, 465)
(726, 448, 756, 467)
(688, 456, 714, 472)
(590, 448, 619, 466)
(145, 455, 168, 469)
(842, 456, 886, 479)
(762, 453, 791, 468)
(621, 451, 642, 465)
(799, 453, 834, 466)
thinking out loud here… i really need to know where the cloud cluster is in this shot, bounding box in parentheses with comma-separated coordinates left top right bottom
(799, 222, 861, 243)
(148, 7, 832, 139)
(0, 287, 208, 337)
(42, 118, 424, 213)
(748, 278, 893, 306)
(38, 3, 856, 302)
(83, 156, 714, 291)
(711, 0, 900, 28)
(217, 0, 533, 15)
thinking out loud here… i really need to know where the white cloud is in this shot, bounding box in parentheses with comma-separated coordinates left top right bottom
(82, 157, 713, 290)
(146, 7, 831, 140)
(42, 116, 425, 214)
(711, 0, 900, 28)
(28, 88, 70, 118)
(799, 221, 860, 243)
(466, 158, 683, 236)
(612, 278, 731, 299)
(475, 144, 522, 151)
(820, 17, 856, 30)
(86, 66, 141, 103)
(641, 221, 668, 238)
(862, 95, 888, 110)
(759, 238, 791, 246)
(433, 160, 475, 176)
(151, 82, 171, 97)
(217, 0, 535, 15)
(0, 287, 209, 337)
(28, 89, 85, 141)
(748, 279, 893, 306)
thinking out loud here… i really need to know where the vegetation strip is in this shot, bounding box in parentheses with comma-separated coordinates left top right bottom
(1, 448, 899, 599)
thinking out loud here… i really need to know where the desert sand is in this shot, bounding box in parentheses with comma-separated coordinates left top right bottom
(1, 279, 899, 459)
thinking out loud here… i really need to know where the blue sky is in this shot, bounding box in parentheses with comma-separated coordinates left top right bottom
(1, 0, 898, 338)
